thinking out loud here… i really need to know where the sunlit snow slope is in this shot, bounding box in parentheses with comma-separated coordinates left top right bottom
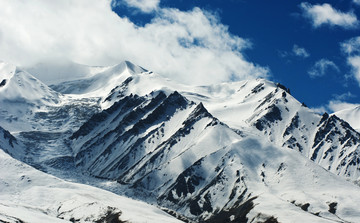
(0, 148, 182, 223)
(1, 60, 360, 223)
(334, 106, 360, 132)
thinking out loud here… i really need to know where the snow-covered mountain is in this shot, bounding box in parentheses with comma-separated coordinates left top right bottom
(333, 106, 360, 132)
(0, 146, 182, 223)
(1, 60, 360, 222)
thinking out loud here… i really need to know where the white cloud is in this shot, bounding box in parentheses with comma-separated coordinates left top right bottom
(347, 56, 360, 86)
(333, 92, 356, 101)
(292, 44, 310, 58)
(0, 0, 268, 86)
(312, 92, 359, 114)
(300, 2, 359, 29)
(341, 36, 360, 55)
(354, 0, 360, 6)
(112, 0, 160, 13)
(341, 37, 360, 86)
(328, 100, 360, 112)
(308, 59, 339, 78)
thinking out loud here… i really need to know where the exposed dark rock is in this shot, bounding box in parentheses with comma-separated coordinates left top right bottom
(264, 216, 280, 223)
(104, 77, 133, 102)
(204, 197, 257, 223)
(255, 105, 282, 131)
(283, 113, 300, 137)
(276, 83, 290, 94)
(94, 207, 126, 223)
(328, 202, 337, 214)
(2, 127, 17, 148)
(301, 203, 310, 211)
(71, 94, 145, 140)
(251, 83, 265, 94)
(256, 91, 275, 111)
(0, 79, 6, 87)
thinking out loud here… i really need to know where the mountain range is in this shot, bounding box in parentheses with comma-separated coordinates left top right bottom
(1, 60, 360, 222)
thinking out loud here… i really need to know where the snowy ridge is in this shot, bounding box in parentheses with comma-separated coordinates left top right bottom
(0, 61, 60, 104)
(67, 68, 360, 180)
(0, 61, 62, 132)
(50, 61, 147, 98)
(1, 60, 360, 222)
(0, 148, 182, 223)
(70, 76, 360, 221)
(334, 106, 360, 132)
(231, 81, 360, 180)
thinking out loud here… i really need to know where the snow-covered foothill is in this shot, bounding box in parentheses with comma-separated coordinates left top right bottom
(0, 148, 183, 223)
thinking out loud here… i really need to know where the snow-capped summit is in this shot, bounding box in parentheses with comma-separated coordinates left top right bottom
(333, 106, 360, 132)
(1, 59, 360, 222)
(48, 61, 148, 97)
(0, 62, 62, 132)
(0, 61, 60, 104)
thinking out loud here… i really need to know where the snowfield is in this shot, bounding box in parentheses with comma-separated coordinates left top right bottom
(0, 149, 182, 223)
(1, 60, 360, 222)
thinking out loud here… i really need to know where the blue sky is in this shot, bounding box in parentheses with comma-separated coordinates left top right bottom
(0, 0, 360, 113)
(111, 0, 360, 112)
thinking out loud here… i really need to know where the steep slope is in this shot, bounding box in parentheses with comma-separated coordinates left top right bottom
(2, 60, 360, 222)
(334, 106, 360, 132)
(70, 88, 360, 222)
(0, 126, 24, 160)
(47, 62, 360, 180)
(0, 61, 61, 132)
(49, 61, 147, 98)
(83, 70, 360, 181)
(0, 148, 182, 223)
(224, 80, 360, 181)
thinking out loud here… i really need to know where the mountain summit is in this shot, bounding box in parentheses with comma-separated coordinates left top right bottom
(1, 60, 360, 222)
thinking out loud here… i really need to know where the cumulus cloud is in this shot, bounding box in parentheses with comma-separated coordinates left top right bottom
(292, 44, 310, 58)
(300, 2, 359, 29)
(308, 59, 339, 78)
(112, 0, 160, 13)
(0, 0, 268, 86)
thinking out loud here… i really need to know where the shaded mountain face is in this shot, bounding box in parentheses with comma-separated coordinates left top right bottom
(0, 126, 24, 159)
(69, 71, 360, 222)
(1, 60, 360, 222)
(237, 82, 360, 180)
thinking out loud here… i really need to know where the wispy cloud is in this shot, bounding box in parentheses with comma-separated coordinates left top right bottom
(354, 0, 360, 6)
(347, 56, 360, 86)
(341, 36, 360, 55)
(328, 100, 360, 113)
(312, 92, 359, 114)
(300, 2, 358, 29)
(112, 0, 160, 13)
(341, 37, 360, 86)
(292, 44, 310, 58)
(0, 0, 269, 86)
(278, 44, 310, 59)
(308, 59, 339, 78)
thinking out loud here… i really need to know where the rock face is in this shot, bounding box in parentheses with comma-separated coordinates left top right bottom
(242, 82, 360, 180)
(1, 61, 360, 222)
(70, 77, 360, 222)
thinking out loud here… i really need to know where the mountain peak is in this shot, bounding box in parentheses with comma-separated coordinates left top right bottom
(333, 105, 360, 132)
(0, 61, 17, 83)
